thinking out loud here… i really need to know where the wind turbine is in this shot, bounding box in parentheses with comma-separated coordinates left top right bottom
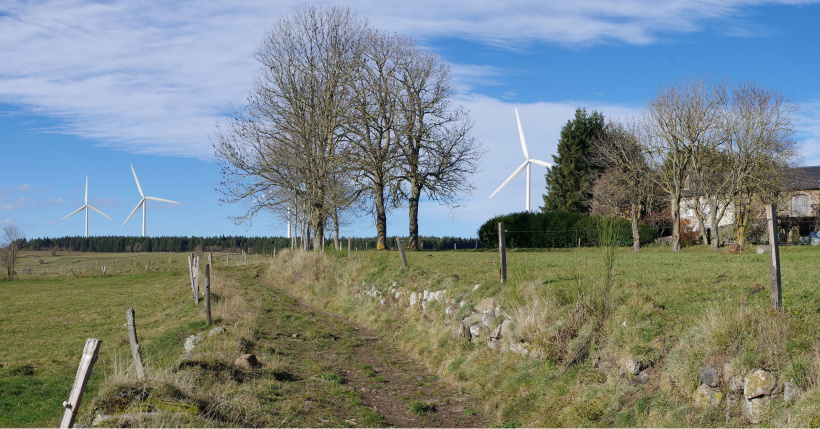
(61, 176, 112, 237)
(489, 108, 553, 212)
(122, 164, 180, 237)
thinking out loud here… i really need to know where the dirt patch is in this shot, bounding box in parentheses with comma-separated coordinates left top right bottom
(253, 278, 486, 427)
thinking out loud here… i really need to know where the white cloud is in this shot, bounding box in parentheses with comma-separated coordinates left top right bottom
(796, 98, 820, 166)
(1, 0, 815, 160)
(0, 197, 28, 211)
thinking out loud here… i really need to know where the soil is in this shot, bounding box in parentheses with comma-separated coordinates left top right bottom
(252, 276, 487, 428)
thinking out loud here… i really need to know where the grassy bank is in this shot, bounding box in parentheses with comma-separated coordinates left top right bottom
(266, 246, 820, 427)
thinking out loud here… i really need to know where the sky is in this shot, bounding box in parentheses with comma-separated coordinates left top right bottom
(2, 0, 820, 240)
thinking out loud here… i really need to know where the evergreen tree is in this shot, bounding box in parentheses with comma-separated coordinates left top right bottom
(542, 108, 606, 213)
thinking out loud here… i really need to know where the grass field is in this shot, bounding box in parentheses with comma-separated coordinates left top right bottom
(3, 244, 820, 427)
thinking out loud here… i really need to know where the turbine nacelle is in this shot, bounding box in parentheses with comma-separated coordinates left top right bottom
(489, 108, 553, 211)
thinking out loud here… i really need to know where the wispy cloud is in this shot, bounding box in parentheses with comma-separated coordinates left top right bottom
(0, 197, 28, 211)
(796, 98, 820, 165)
(0, 0, 816, 160)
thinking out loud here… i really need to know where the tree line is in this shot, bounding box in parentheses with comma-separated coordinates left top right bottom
(539, 76, 798, 252)
(213, 5, 483, 253)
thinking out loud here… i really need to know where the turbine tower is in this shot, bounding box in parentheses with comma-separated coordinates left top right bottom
(122, 164, 180, 237)
(61, 176, 112, 237)
(489, 108, 553, 212)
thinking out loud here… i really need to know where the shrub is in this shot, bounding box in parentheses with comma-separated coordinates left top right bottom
(477, 211, 658, 248)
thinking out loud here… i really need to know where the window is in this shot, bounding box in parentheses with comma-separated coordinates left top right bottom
(791, 194, 811, 216)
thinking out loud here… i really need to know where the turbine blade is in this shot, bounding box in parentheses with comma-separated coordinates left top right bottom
(87, 205, 112, 220)
(145, 196, 180, 204)
(515, 108, 530, 160)
(122, 199, 144, 226)
(62, 205, 86, 220)
(85, 176, 88, 204)
(529, 159, 553, 168)
(131, 164, 144, 197)
(489, 161, 529, 199)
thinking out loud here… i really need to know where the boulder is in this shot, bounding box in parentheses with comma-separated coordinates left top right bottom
(475, 297, 496, 316)
(744, 369, 777, 399)
(694, 383, 723, 407)
(728, 243, 741, 254)
(235, 353, 260, 369)
(728, 375, 744, 394)
(784, 380, 802, 403)
(184, 334, 203, 353)
(618, 357, 643, 376)
(629, 369, 650, 386)
(409, 292, 419, 307)
(742, 396, 769, 424)
(699, 365, 720, 387)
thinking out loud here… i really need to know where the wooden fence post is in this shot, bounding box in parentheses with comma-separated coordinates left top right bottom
(396, 237, 408, 268)
(226, 254, 229, 266)
(193, 257, 199, 305)
(208, 252, 213, 272)
(125, 308, 146, 380)
(348, 237, 351, 259)
(205, 264, 212, 326)
(499, 222, 507, 284)
(60, 338, 101, 428)
(766, 205, 782, 309)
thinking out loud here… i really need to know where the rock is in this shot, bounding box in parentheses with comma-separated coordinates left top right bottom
(509, 341, 529, 357)
(184, 334, 202, 353)
(756, 246, 768, 254)
(291, 333, 299, 338)
(445, 305, 455, 316)
(469, 324, 483, 339)
(694, 383, 724, 407)
(459, 300, 466, 308)
(728, 243, 741, 254)
(472, 284, 481, 291)
(722, 363, 733, 382)
(699, 365, 720, 387)
(490, 324, 503, 340)
(487, 339, 498, 351)
(784, 380, 802, 403)
(208, 327, 226, 337)
(629, 369, 650, 386)
(726, 394, 740, 409)
(742, 396, 769, 424)
(379, 298, 386, 306)
(728, 375, 744, 394)
(409, 292, 419, 307)
(744, 369, 777, 399)
(618, 357, 643, 376)
(500, 319, 513, 339)
(235, 353, 260, 369)
(475, 298, 496, 316)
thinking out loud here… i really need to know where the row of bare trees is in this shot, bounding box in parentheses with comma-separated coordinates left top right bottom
(213, 6, 483, 251)
(593, 76, 798, 252)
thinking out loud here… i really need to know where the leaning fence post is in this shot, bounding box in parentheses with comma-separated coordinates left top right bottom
(348, 237, 352, 259)
(60, 338, 101, 429)
(766, 204, 782, 309)
(205, 264, 212, 326)
(499, 222, 507, 284)
(396, 237, 408, 268)
(125, 308, 146, 380)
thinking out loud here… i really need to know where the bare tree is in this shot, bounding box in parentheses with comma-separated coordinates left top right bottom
(213, 6, 366, 251)
(395, 43, 484, 250)
(591, 119, 659, 251)
(1, 226, 24, 280)
(642, 76, 726, 252)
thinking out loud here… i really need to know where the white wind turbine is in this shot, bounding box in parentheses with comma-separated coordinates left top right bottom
(122, 164, 181, 237)
(61, 176, 112, 237)
(489, 108, 553, 212)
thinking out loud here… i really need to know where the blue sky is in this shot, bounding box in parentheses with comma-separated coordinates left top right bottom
(2, 0, 820, 240)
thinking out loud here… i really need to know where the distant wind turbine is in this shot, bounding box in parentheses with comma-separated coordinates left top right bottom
(61, 176, 112, 237)
(122, 164, 180, 237)
(489, 108, 553, 212)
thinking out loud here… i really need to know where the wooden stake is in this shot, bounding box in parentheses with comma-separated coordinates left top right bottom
(499, 222, 507, 284)
(204, 264, 212, 326)
(125, 308, 146, 380)
(396, 237, 408, 268)
(766, 205, 782, 309)
(60, 338, 101, 428)
(348, 237, 351, 259)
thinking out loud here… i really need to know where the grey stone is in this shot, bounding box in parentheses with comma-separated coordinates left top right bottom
(726, 394, 740, 409)
(744, 369, 777, 399)
(475, 297, 496, 316)
(184, 334, 202, 353)
(629, 369, 650, 386)
(728, 375, 744, 394)
(784, 380, 802, 403)
(618, 357, 643, 376)
(409, 292, 419, 307)
(742, 396, 769, 424)
(208, 327, 226, 337)
(487, 339, 498, 351)
(235, 353, 260, 369)
(756, 246, 768, 254)
(694, 383, 724, 407)
(469, 324, 483, 339)
(722, 363, 734, 382)
(699, 365, 720, 387)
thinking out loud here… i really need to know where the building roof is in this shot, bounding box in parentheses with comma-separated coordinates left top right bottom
(785, 166, 820, 191)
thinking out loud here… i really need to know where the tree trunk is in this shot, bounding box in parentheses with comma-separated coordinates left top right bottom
(408, 182, 421, 250)
(374, 182, 388, 250)
(693, 199, 709, 246)
(671, 196, 681, 252)
(709, 199, 720, 250)
(631, 202, 641, 252)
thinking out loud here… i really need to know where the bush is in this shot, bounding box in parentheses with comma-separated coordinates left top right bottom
(477, 211, 658, 248)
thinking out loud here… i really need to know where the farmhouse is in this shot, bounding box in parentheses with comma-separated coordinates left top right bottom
(680, 166, 820, 242)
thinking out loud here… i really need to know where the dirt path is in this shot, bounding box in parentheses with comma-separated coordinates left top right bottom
(252, 275, 487, 427)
